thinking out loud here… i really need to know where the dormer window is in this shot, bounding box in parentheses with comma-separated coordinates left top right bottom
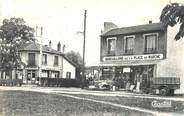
(144, 33, 158, 53)
(107, 37, 117, 55)
(124, 35, 135, 55)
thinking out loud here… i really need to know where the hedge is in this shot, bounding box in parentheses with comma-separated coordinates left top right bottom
(0, 79, 22, 86)
(40, 78, 81, 87)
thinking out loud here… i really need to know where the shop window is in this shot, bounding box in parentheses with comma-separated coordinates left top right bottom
(124, 36, 135, 54)
(27, 70, 36, 81)
(107, 37, 116, 55)
(42, 54, 47, 65)
(54, 56, 59, 66)
(28, 53, 36, 67)
(66, 72, 71, 79)
(42, 70, 49, 78)
(144, 33, 158, 53)
(27, 73, 31, 81)
(51, 71, 59, 78)
(102, 67, 114, 80)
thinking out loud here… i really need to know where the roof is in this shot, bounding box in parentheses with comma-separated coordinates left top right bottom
(18, 42, 78, 68)
(101, 23, 164, 37)
(19, 42, 62, 55)
(63, 55, 79, 68)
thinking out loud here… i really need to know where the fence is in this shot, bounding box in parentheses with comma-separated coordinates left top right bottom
(0, 79, 22, 86)
(40, 78, 81, 87)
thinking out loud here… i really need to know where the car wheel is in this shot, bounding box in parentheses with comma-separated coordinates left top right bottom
(160, 87, 168, 96)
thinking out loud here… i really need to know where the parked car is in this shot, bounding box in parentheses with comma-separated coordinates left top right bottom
(91, 79, 114, 90)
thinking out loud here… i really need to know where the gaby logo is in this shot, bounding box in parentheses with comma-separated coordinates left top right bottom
(151, 100, 172, 108)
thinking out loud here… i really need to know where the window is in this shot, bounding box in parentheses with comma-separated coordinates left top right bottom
(51, 71, 59, 78)
(107, 37, 117, 55)
(41, 70, 49, 78)
(124, 36, 135, 54)
(54, 56, 59, 66)
(66, 72, 71, 79)
(28, 53, 35, 67)
(144, 33, 158, 53)
(42, 54, 47, 65)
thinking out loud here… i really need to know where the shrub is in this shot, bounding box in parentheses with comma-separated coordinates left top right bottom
(0, 79, 22, 86)
(40, 78, 81, 87)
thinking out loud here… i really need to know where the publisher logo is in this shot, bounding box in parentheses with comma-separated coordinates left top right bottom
(151, 100, 172, 108)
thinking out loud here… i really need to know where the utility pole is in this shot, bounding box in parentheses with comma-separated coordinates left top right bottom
(36, 26, 43, 85)
(82, 10, 87, 88)
(169, 0, 171, 4)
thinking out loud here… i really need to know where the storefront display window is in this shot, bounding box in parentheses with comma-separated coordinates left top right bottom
(101, 65, 154, 90)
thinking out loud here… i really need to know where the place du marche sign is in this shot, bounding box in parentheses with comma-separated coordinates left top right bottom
(102, 54, 164, 62)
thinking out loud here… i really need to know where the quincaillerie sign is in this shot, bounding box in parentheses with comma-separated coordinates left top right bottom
(103, 54, 164, 61)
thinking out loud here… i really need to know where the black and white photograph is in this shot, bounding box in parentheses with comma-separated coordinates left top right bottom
(0, 0, 184, 116)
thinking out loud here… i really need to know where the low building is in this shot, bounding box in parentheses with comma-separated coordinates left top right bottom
(100, 21, 184, 93)
(0, 41, 78, 84)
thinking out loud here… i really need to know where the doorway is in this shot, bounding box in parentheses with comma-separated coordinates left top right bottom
(27, 70, 36, 84)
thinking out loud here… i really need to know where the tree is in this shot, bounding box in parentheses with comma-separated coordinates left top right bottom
(160, 3, 184, 40)
(65, 50, 83, 69)
(0, 17, 35, 79)
(65, 50, 88, 87)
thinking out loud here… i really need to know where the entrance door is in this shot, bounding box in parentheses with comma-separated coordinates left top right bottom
(27, 70, 36, 84)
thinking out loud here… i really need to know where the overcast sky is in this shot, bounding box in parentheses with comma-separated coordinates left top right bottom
(0, 0, 183, 66)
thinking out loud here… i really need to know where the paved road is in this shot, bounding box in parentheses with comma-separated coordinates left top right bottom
(0, 86, 183, 101)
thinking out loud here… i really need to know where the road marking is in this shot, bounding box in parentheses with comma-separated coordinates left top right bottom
(52, 90, 184, 102)
(56, 93, 182, 116)
(0, 87, 183, 116)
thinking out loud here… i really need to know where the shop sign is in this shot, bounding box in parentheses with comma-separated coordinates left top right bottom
(123, 68, 131, 72)
(103, 54, 163, 61)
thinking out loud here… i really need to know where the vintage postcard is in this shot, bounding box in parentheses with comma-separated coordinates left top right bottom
(0, 0, 184, 116)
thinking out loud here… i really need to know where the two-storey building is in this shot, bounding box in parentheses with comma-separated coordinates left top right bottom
(100, 22, 167, 90)
(0, 41, 77, 84)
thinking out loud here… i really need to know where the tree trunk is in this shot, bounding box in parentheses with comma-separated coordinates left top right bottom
(1, 71, 4, 79)
(9, 69, 12, 80)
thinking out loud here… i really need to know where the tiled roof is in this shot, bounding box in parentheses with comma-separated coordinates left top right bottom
(101, 23, 164, 37)
(19, 42, 62, 55)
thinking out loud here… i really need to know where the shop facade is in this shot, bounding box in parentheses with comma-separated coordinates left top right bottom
(100, 22, 167, 91)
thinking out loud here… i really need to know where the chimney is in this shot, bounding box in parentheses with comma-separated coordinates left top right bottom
(49, 41, 52, 48)
(149, 20, 152, 24)
(102, 22, 118, 34)
(57, 42, 61, 51)
(62, 45, 65, 53)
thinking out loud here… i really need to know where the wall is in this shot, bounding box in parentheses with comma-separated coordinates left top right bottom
(100, 30, 167, 61)
(41, 53, 63, 71)
(63, 58, 76, 79)
(20, 51, 39, 66)
(156, 26, 184, 93)
(21, 51, 63, 70)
